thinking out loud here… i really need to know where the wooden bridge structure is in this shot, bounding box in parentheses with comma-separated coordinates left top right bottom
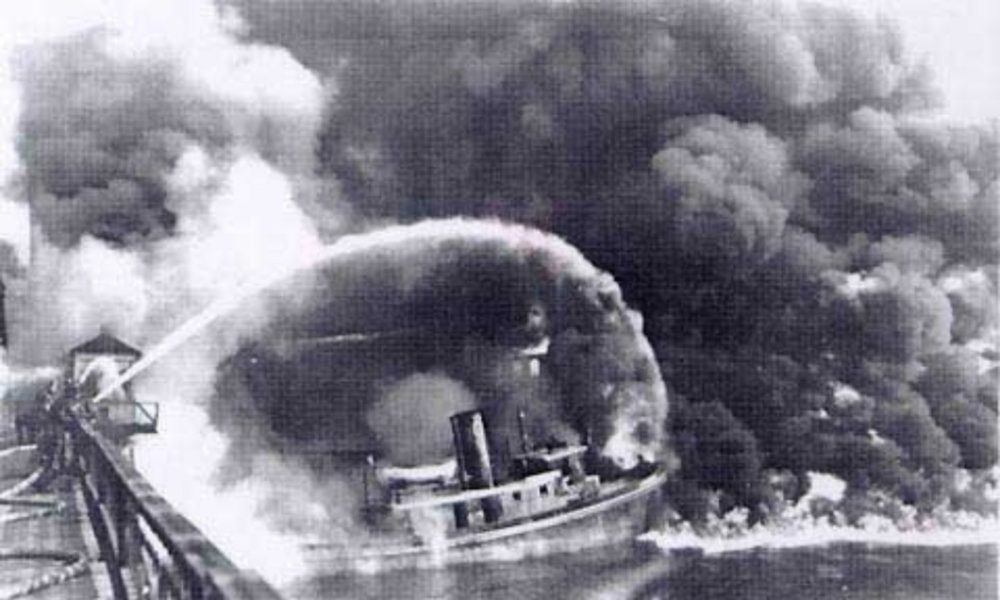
(0, 413, 283, 599)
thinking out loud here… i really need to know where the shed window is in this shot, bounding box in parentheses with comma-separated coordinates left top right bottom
(513, 491, 522, 501)
(540, 484, 549, 496)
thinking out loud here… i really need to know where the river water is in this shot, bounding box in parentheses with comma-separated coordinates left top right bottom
(287, 542, 997, 599)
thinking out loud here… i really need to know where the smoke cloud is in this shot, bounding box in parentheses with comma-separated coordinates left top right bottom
(0, 0, 336, 584)
(230, 0, 996, 521)
(367, 372, 477, 464)
(215, 218, 669, 474)
(1, 0, 996, 582)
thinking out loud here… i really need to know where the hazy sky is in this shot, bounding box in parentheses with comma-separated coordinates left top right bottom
(820, 0, 999, 123)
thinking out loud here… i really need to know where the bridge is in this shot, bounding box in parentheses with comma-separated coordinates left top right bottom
(0, 412, 283, 599)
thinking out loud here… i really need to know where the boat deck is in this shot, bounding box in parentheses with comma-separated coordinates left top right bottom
(304, 468, 667, 571)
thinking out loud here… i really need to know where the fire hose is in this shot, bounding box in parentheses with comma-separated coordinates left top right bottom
(0, 446, 91, 599)
(0, 549, 90, 600)
(0, 467, 43, 500)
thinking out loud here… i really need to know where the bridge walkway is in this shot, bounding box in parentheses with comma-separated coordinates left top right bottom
(1, 421, 282, 600)
(0, 448, 109, 599)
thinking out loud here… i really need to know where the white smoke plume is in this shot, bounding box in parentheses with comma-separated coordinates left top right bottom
(367, 372, 478, 465)
(0, 0, 336, 586)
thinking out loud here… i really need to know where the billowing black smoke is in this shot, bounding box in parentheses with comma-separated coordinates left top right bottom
(3, 0, 996, 539)
(232, 0, 997, 520)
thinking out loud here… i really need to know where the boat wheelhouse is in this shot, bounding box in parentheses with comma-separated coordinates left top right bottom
(335, 408, 666, 567)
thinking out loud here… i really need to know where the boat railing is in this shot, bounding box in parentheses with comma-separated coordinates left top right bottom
(392, 469, 565, 512)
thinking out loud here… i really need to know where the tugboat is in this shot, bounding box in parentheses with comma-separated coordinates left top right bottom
(314, 408, 667, 570)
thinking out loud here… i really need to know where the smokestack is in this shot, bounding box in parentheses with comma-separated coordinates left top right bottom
(450, 410, 503, 524)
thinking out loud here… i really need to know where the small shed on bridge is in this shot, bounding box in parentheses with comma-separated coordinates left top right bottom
(68, 331, 142, 384)
(68, 331, 156, 436)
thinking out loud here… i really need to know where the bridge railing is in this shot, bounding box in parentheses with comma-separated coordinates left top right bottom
(69, 415, 283, 600)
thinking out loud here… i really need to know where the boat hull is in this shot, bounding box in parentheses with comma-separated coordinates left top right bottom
(307, 470, 666, 571)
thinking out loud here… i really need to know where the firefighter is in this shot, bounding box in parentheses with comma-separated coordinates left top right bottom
(14, 398, 38, 445)
(35, 380, 59, 470)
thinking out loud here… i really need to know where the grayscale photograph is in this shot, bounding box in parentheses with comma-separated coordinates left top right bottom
(0, 0, 997, 598)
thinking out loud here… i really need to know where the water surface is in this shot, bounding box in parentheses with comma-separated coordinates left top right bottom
(290, 542, 997, 599)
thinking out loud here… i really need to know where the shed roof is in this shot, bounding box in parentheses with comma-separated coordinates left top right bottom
(70, 332, 141, 357)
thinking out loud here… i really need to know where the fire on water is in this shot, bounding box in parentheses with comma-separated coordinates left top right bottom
(640, 472, 999, 556)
